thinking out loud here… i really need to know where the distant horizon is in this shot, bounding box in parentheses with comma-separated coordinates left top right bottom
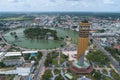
(0, 11, 120, 13)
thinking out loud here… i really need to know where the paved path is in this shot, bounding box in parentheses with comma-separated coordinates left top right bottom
(34, 52, 47, 80)
(61, 70, 67, 80)
(51, 65, 59, 80)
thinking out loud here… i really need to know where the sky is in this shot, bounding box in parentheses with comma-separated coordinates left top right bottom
(0, 0, 120, 12)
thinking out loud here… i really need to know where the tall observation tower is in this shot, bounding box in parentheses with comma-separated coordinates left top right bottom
(70, 20, 92, 73)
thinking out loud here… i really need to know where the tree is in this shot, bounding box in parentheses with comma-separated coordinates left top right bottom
(0, 38, 2, 41)
(14, 35, 18, 40)
(30, 57, 36, 61)
(13, 32, 16, 35)
(0, 23, 3, 26)
(60, 37, 64, 40)
(36, 51, 42, 60)
(10, 32, 13, 35)
(34, 61, 38, 66)
(23, 54, 30, 60)
(98, 29, 105, 33)
(55, 75, 64, 80)
(45, 57, 52, 66)
(90, 39, 93, 43)
(23, 28, 59, 40)
(94, 71, 101, 80)
(0, 62, 6, 67)
(42, 70, 52, 80)
(86, 50, 109, 64)
(60, 44, 64, 48)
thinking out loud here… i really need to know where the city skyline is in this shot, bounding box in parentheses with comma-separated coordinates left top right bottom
(0, 6, 120, 79)
(0, 0, 120, 12)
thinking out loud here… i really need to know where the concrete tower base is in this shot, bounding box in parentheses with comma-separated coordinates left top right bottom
(69, 60, 92, 74)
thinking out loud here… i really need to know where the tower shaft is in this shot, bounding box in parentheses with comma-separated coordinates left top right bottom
(77, 21, 90, 66)
(70, 20, 93, 73)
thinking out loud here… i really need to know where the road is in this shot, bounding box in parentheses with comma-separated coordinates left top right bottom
(90, 36, 120, 74)
(33, 51, 47, 80)
(0, 52, 7, 61)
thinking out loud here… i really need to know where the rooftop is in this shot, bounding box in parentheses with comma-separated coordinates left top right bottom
(5, 52, 22, 57)
(81, 20, 88, 23)
(22, 51, 38, 54)
(65, 73, 73, 79)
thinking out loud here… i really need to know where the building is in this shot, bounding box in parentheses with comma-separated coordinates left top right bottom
(114, 45, 120, 50)
(5, 52, 22, 57)
(0, 63, 33, 76)
(3, 57, 24, 66)
(22, 51, 38, 54)
(92, 33, 116, 37)
(2, 52, 23, 66)
(70, 20, 92, 73)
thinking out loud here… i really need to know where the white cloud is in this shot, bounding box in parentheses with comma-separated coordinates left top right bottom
(103, 0, 114, 4)
(8, 0, 24, 3)
(0, 0, 119, 12)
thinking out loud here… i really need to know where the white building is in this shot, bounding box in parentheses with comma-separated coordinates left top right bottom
(22, 51, 38, 54)
(5, 52, 22, 57)
(0, 63, 33, 76)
